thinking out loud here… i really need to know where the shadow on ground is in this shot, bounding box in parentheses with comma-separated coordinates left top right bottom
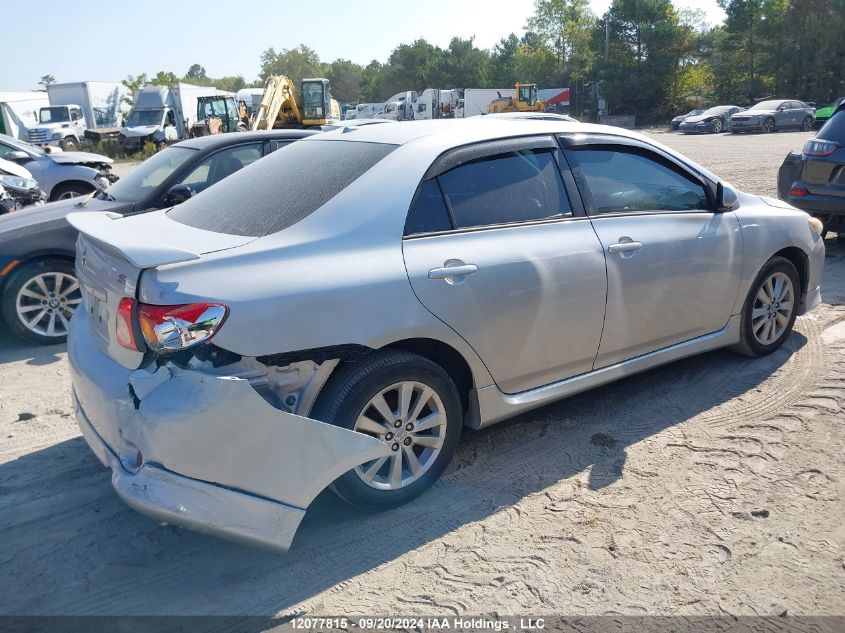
(0, 329, 806, 616)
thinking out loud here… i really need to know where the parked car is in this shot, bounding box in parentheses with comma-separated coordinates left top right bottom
(0, 134, 116, 200)
(679, 105, 741, 134)
(67, 119, 825, 552)
(0, 129, 316, 344)
(670, 109, 704, 130)
(0, 157, 45, 210)
(730, 100, 815, 133)
(813, 97, 845, 127)
(778, 102, 845, 237)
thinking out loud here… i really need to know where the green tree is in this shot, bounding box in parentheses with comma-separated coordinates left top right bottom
(324, 59, 363, 103)
(121, 73, 148, 108)
(258, 45, 324, 85)
(442, 37, 490, 88)
(184, 64, 208, 82)
(38, 74, 56, 87)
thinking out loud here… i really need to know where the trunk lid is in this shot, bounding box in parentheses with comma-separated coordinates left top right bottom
(69, 210, 255, 368)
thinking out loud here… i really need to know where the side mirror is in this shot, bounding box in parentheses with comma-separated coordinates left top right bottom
(6, 150, 29, 161)
(162, 184, 194, 206)
(716, 182, 737, 211)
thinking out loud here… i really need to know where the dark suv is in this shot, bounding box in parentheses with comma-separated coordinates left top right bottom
(779, 103, 845, 236)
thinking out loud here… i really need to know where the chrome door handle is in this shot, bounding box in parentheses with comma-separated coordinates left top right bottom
(428, 264, 478, 280)
(607, 241, 642, 254)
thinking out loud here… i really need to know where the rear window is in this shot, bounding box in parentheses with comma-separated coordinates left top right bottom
(168, 140, 396, 236)
(817, 109, 845, 144)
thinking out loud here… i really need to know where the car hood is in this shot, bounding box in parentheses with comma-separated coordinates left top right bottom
(735, 109, 774, 117)
(0, 157, 33, 179)
(0, 196, 130, 237)
(122, 125, 160, 138)
(683, 114, 719, 123)
(49, 151, 114, 166)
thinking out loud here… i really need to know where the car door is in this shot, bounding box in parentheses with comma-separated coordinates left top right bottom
(402, 137, 608, 394)
(562, 138, 742, 368)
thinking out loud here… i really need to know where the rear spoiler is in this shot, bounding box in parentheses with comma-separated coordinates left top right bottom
(68, 211, 201, 269)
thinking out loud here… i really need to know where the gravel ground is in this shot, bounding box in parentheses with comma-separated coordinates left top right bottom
(1, 128, 842, 618)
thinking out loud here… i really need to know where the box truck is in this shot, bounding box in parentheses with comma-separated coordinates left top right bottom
(0, 92, 49, 140)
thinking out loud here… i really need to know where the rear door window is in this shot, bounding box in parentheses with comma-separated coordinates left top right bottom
(818, 110, 845, 143)
(437, 149, 571, 229)
(168, 140, 396, 236)
(177, 143, 263, 195)
(571, 146, 710, 214)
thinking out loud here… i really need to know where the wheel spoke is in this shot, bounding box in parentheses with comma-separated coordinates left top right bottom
(64, 297, 82, 306)
(752, 306, 768, 320)
(371, 393, 396, 425)
(26, 309, 47, 328)
(753, 318, 767, 334)
(46, 313, 57, 337)
(356, 414, 391, 436)
(19, 288, 47, 301)
(404, 446, 423, 477)
(60, 280, 79, 297)
(33, 276, 49, 296)
(414, 411, 442, 433)
(359, 457, 388, 485)
(775, 312, 789, 327)
(406, 386, 433, 425)
(57, 312, 71, 330)
(51, 273, 66, 295)
(398, 382, 414, 421)
(17, 304, 43, 313)
(756, 286, 771, 305)
(414, 435, 443, 449)
(772, 276, 783, 302)
(389, 453, 403, 488)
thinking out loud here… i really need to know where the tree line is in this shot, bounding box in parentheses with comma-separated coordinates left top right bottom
(60, 0, 842, 120)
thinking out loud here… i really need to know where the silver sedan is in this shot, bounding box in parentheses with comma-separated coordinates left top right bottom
(67, 119, 825, 551)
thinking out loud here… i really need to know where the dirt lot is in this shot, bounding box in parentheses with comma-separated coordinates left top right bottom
(1, 129, 843, 617)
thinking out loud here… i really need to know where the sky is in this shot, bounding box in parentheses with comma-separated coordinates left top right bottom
(2, 0, 725, 92)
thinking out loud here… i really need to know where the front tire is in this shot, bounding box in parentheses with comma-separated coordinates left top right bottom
(60, 137, 79, 151)
(50, 182, 95, 201)
(311, 350, 463, 510)
(731, 256, 800, 357)
(1, 258, 81, 345)
(712, 118, 723, 133)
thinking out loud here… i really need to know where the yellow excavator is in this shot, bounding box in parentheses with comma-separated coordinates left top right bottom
(487, 82, 546, 114)
(251, 75, 341, 129)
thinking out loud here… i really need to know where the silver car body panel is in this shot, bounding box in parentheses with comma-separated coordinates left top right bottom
(67, 119, 825, 550)
(68, 307, 392, 551)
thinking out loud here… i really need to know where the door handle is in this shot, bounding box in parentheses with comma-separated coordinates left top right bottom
(607, 241, 642, 254)
(428, 264, 478, 280)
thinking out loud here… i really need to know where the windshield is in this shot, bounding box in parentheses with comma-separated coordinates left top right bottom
(702, 107, 727, 115)
(0, 135, 45, 157)
(126, 109, 164, 127)
(105, 146, 195, 203)
(39, 107, 70, 124)
(750, 101, 781, 111)
(302, 82, 325, 108)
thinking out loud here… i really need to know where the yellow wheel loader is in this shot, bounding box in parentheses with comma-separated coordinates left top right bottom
(487, 83, 547, 114)
(251, 76, 341, 130)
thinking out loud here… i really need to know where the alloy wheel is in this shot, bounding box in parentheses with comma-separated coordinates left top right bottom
(353, 381, 447, 490)
(762, 118, 774, 133)
(15, 272, 81, 338)
(751, 272, 794, 346)
(713, 118, 723, 133)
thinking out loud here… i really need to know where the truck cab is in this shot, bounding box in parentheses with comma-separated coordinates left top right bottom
(27, 104, 87, 151)
(191, 96, 241, 136)
(301, 78, 338, 126)
(119, 86, 178, 151)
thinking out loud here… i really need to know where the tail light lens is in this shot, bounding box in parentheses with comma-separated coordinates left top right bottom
(116, 297, 139, 350)
(790, 187, 809, 197)
(802, 139, 839, 157)
(137, 302, 228, 353)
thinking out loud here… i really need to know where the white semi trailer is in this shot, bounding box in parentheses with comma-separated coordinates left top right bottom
(458, 88, 515, 118)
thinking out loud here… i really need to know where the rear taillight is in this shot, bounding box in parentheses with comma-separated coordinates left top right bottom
(137, 302, 228, 353)
(802, 139, 839, 157)
(790, 187, 809, 197)
(116, 298, 140, 350)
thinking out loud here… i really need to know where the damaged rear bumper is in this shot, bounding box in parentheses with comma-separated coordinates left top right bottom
(67, 309, 392, 552)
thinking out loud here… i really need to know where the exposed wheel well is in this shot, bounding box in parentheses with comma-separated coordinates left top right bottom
(49, 180, 96, 201)
(773, 246, 808, 293)
(382, 338, 474, 413)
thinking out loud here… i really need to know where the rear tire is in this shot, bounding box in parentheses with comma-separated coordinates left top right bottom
(1, 258, 81, 345)
(712, 118, 723, 133)
(762, 117, 775, 133)
(801, 116, 814, 132)
(310, 350, 463, 511)
(730, 256, 800, 357)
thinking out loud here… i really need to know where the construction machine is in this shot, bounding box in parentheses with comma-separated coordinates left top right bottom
(487, 83, 546, 114)
(251, 76, 341, 130)
(190, 95, 246, 137)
